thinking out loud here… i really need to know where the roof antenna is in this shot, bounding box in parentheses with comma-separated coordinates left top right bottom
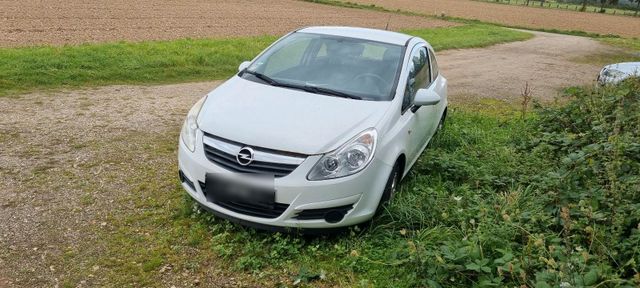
(384, 15, 391, 30)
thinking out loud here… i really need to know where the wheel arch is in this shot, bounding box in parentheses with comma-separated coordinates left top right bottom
(396, 153, 407, 179)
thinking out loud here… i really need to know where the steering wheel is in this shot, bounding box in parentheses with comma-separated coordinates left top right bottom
(352, 73, 387, 94)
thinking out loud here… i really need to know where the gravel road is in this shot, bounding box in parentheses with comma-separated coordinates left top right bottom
(442, 30, 611, 102)
(0, 31, 613, 286)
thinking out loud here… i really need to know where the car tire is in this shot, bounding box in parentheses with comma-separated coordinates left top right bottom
(436, 107, 447, 132)
(377, 161, 401, 213)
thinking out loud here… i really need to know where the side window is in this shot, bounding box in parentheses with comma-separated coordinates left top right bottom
(429, 48, 439, 82)
(402, 46, 431, 111)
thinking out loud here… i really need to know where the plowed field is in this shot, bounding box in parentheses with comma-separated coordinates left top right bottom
(352, 0, 640, 37)
(0, 0, 456, 47)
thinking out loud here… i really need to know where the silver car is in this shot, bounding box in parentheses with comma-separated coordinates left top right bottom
(598, 62, 640, 85)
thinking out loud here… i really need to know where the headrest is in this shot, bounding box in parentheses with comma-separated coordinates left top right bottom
(327, 42, 364, 58)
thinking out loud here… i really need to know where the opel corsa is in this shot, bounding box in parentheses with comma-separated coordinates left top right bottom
(178, 26, 448, 231)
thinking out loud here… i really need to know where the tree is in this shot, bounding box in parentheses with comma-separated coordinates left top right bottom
(633, 0, 640, 16)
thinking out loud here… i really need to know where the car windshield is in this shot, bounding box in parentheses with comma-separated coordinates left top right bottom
(242, 32, 405, 101)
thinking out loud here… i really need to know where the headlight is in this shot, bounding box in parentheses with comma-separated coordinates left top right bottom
(307, 128, 377, 181)
(180, 96, 207, 152)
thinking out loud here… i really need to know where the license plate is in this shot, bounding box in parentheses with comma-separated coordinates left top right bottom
(205, 173, 275, 208)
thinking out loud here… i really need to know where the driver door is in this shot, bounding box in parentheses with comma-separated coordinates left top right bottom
(401, 45, 438, 164)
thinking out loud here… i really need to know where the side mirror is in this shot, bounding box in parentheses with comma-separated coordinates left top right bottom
(413, 89, 441, 106)
(238, 61, 251, 72)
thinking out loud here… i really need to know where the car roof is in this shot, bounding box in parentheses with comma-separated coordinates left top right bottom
(297, 26, 414, 46)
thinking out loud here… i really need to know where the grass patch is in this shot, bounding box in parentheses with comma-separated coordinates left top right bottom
(0, 37, 278, 96)
(570, 51, 640, 66)
(0, 25, 531, 96)
(600, 37, 640, 51)
(403, 24, 532, 51)
(572, 37, 640, 65)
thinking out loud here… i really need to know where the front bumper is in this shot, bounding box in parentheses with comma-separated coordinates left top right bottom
(177, 130, 393, 229)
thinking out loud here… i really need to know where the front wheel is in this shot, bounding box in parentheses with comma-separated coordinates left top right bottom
(436, 107, 447, 132)
(377, 161, 401, 213)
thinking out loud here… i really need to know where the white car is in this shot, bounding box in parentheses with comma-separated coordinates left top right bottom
(178, 26, 448, 231)
(597, 62, 640, 85)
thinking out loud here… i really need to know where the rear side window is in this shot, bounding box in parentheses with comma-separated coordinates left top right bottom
(429, 48, 439, 82)
(402, 46, 431, 111)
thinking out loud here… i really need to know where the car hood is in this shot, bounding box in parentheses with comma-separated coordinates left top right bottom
(197, 76, 390, 155)
(601, 62, 640, 84)
(603, 62, 640, 74)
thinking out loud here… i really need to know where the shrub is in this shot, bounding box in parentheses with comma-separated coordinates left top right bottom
(524, 78, 640, 285)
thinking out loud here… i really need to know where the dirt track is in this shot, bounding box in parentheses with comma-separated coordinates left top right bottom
(442, 30, 612, 101)
(353, 0, 640, 38)
(0, 0, 455, 47)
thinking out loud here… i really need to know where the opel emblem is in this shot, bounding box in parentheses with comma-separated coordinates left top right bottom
(236, 147, 254, 166)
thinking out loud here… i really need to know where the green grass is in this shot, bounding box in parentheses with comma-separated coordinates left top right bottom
(600, 37, 640, 51)
(570, 51, 640, 66)
(574, 37, 640, 65)
(0, 37, 278, 96)
(570, 35, 640, 65)
(0, 24, 531, 96)
(403, 24, 533, 51)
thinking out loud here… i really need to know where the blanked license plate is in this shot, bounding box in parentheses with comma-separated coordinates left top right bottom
(205, 173, 275, 208)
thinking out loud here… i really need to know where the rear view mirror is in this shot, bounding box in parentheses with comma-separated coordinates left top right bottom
(238, 61, 251, 72)
(413, 89, 441, 106)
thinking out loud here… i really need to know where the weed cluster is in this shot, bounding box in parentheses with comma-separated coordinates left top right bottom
(523, 79, 640, 286)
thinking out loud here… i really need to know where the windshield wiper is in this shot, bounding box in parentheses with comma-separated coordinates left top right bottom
(243, 70, 361, 100)
(301, 85, 362, 100)
(243, 69, 282, 86)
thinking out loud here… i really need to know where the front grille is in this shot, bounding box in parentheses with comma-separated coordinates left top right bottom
(203, 145, 299, 177)
(199, 181, 289, 218)
(202, 133, 305, 178)
(294, 204, 354, 220)
(216, 201, 289, 219)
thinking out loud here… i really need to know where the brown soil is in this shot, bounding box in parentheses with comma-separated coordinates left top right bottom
(353, 0, 640, 38)
(0, 0, 456, 47)
(0, 32, 612, 286)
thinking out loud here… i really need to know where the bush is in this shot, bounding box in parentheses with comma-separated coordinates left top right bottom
(524, 78, 640, 286)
